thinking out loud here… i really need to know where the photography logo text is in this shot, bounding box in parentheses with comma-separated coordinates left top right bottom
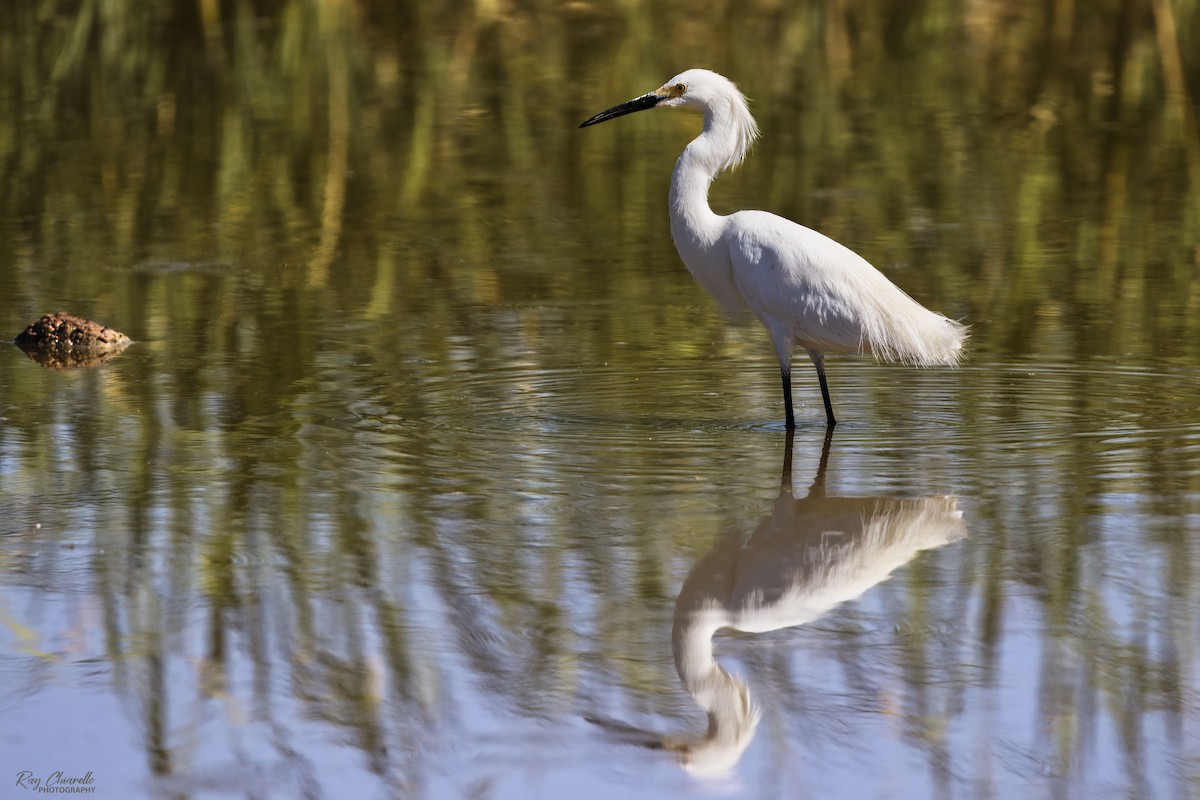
(14, 771, 97, 795)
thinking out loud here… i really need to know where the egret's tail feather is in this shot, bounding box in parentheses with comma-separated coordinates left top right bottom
(859, 293, 969, 367)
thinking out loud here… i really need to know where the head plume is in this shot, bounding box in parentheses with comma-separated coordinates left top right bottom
(662, 69, 759, 172)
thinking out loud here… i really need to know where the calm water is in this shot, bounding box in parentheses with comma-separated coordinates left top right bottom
(3, 3, 1200, 799)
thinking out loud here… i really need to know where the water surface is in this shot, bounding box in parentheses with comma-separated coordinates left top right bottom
(2, 2, 1200, 798)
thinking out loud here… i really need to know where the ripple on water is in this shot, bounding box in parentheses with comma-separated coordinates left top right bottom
(339, 352, 1200, 495)
(344, 359, 781, 492)
(872, 357, 1200, 488)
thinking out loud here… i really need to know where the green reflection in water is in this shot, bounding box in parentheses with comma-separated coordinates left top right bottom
(1, 1, 1199, 798)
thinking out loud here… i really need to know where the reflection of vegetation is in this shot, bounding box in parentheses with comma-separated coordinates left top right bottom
(0, 0, 1198, 796)
(1, 0, 1196, 355)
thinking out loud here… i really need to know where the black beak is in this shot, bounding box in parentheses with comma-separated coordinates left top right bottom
(579, 93, 662, 128)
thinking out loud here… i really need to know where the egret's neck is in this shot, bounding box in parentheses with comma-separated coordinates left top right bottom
(669, 128, 726, 246)
(669, 102, 754, 238)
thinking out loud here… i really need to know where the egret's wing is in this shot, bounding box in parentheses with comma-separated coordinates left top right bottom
(725, 211, 877, 355)
(725, 211, 966, 364)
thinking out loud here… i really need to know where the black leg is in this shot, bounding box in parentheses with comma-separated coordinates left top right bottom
(812, 354, 837, 427)
(780, 369, 796, 429)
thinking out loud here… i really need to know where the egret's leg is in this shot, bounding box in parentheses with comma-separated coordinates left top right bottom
(765, 318, 797, 430)
(780, 369, 796, 430)
(807, 350, 836, 427)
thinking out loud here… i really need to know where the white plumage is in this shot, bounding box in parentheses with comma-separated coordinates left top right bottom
(581, 68, 967, 426)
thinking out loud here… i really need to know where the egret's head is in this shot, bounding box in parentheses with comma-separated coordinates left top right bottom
(656, 69, 743, 111)
(579, 69, 748, 126)
(579, 69, 758, 169)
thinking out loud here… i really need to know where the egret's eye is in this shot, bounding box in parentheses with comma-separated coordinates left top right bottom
(675, 83, 686, 93)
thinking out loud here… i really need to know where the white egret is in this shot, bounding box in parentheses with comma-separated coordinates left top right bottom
(580, 69, 968, 427)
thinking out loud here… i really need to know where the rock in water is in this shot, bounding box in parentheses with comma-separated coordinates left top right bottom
(14, 312, 132, 368)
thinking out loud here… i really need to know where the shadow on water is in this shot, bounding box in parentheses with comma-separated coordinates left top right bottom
(588, 429, 967, 774)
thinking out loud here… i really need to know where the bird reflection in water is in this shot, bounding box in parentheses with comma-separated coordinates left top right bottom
(592, 430, 966, 775)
